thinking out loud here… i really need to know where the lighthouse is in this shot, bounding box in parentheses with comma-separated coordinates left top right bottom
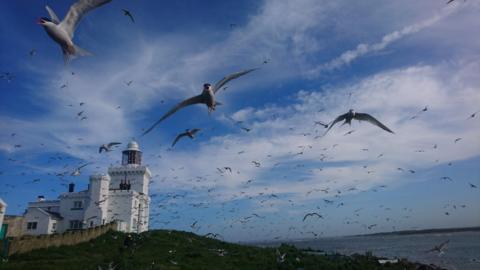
(21, 140, 151, 235)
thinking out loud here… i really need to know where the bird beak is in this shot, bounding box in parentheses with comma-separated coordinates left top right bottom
(36, 18, 44, 24)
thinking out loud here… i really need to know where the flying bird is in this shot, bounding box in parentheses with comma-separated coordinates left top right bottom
(0, 72, 15, 82)
(468, 111, 479, 119)
(314, 121, 328, 128)
(302, 212, 323, 221)
(171, 129, 201, 147)
(446, 0, 465, 4)
(99, 142, 122, 153)
(427, 240, 449, 255)
(410, 106, 428, 120)
(71, 162, 93, 176)
(142, 68, 257, 135)
(325, 109, 394, 135)
(122, 9, 135, 23)
(37, 0, 112, 63)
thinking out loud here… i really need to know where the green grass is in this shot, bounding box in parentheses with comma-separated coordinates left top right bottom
(0, 230, 442, 270)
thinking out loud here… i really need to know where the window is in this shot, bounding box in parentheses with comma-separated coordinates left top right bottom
(72, 201, 83, 210)
(69, 220, 82, 230)
(90, 221, 94, 227)
(27, 222, 37, 230)
(51, 222, 57, 232)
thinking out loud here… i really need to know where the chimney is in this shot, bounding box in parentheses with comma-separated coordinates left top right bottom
(68, 183, 75, 193)
(37, 195, 45, 202)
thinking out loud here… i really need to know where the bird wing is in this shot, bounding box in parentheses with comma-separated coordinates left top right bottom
(354, 113, 394, 133)
(142, 94, 206, 136)
(213, 68, 258, 94)
(190, 128, 201, 135)
(59, 0, 112, 39)
(171, 133, 187, 147)
(45, 6, 60, 24)
(302, 214, 310, 222)
(107, 142, 122, 148)
(77, 162, 93, 170)
(324, 113, 348, 135)
(439, 240, 449, 249)
(122, 9, 135, 23)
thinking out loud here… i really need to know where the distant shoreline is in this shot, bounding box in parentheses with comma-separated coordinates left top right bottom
(249, 226, 480, 245)
(354, 226, 480, 237)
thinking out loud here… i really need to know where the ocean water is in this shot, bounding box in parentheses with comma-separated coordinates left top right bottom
(288, 231, 480, 270)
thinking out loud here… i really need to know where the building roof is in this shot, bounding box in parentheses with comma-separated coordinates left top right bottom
(35, 208, 63, 220)
(126, 140, 140, 151)
(44, 210, 63, 220)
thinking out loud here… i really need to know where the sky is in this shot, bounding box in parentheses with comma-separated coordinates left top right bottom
(0, 0, 479, 242)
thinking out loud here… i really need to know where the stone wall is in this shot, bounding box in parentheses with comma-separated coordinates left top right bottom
(3, 216, 24, 238)
(6, 222, 118, 256)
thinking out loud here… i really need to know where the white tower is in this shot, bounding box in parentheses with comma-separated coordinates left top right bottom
(84, 174, 110, 228)
(107, 141, 151, 233)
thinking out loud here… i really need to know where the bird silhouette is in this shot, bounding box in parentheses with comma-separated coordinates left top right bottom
(303, 212, 323, 221)
(171, 129, 201, 147)
(99, 142, 122, 153)
(122, 9, 135, 23)
(325, 109, 394, 135)
(142, 68, 257, 135)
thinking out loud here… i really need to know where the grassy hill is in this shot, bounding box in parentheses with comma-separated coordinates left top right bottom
(0, 229, 444, 270)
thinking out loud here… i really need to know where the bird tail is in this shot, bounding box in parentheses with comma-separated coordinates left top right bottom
(63, 44, 92, 64)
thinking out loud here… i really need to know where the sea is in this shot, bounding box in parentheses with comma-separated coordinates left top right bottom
(264, 231, 480, 270)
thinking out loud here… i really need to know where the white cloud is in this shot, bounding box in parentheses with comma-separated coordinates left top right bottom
(309, 3, 466, 74)
(146, 59, 480, 205)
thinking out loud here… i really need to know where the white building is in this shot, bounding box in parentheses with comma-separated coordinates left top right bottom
(22, 141, 151, 235)
(0, 198, 6, 226)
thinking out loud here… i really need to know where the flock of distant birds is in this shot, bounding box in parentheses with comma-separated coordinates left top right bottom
(1, 0, 478, 260)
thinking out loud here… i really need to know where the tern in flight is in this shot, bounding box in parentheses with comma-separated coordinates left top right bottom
(37, 0, 112, 63)
(71, 162, 93, 176)
(427, 240, 449, 255)
(325, 109, 394, 135)
(142, 68, 257, 135)
(122, 9, 135, 23)
(171, 129, 201, 147)
(99, 142, 122, 153)
(303, 212, 323, 222)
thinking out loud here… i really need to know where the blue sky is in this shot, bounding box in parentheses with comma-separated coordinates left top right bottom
(0, 0, 479, 242)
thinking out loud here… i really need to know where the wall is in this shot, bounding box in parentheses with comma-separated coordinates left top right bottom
(3, 216, 23, 238)
(23, 208, 51, 236)
(6, 222, 118, 256)
(108, 165, 151, 195)
(84, 175, 110, 228)
(57, 191, 89, 233)
(108, 164, 151, 233)
(107, 190, 134, 232)
(0, 199, 6, 226)
(27, 200, 60, 213)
